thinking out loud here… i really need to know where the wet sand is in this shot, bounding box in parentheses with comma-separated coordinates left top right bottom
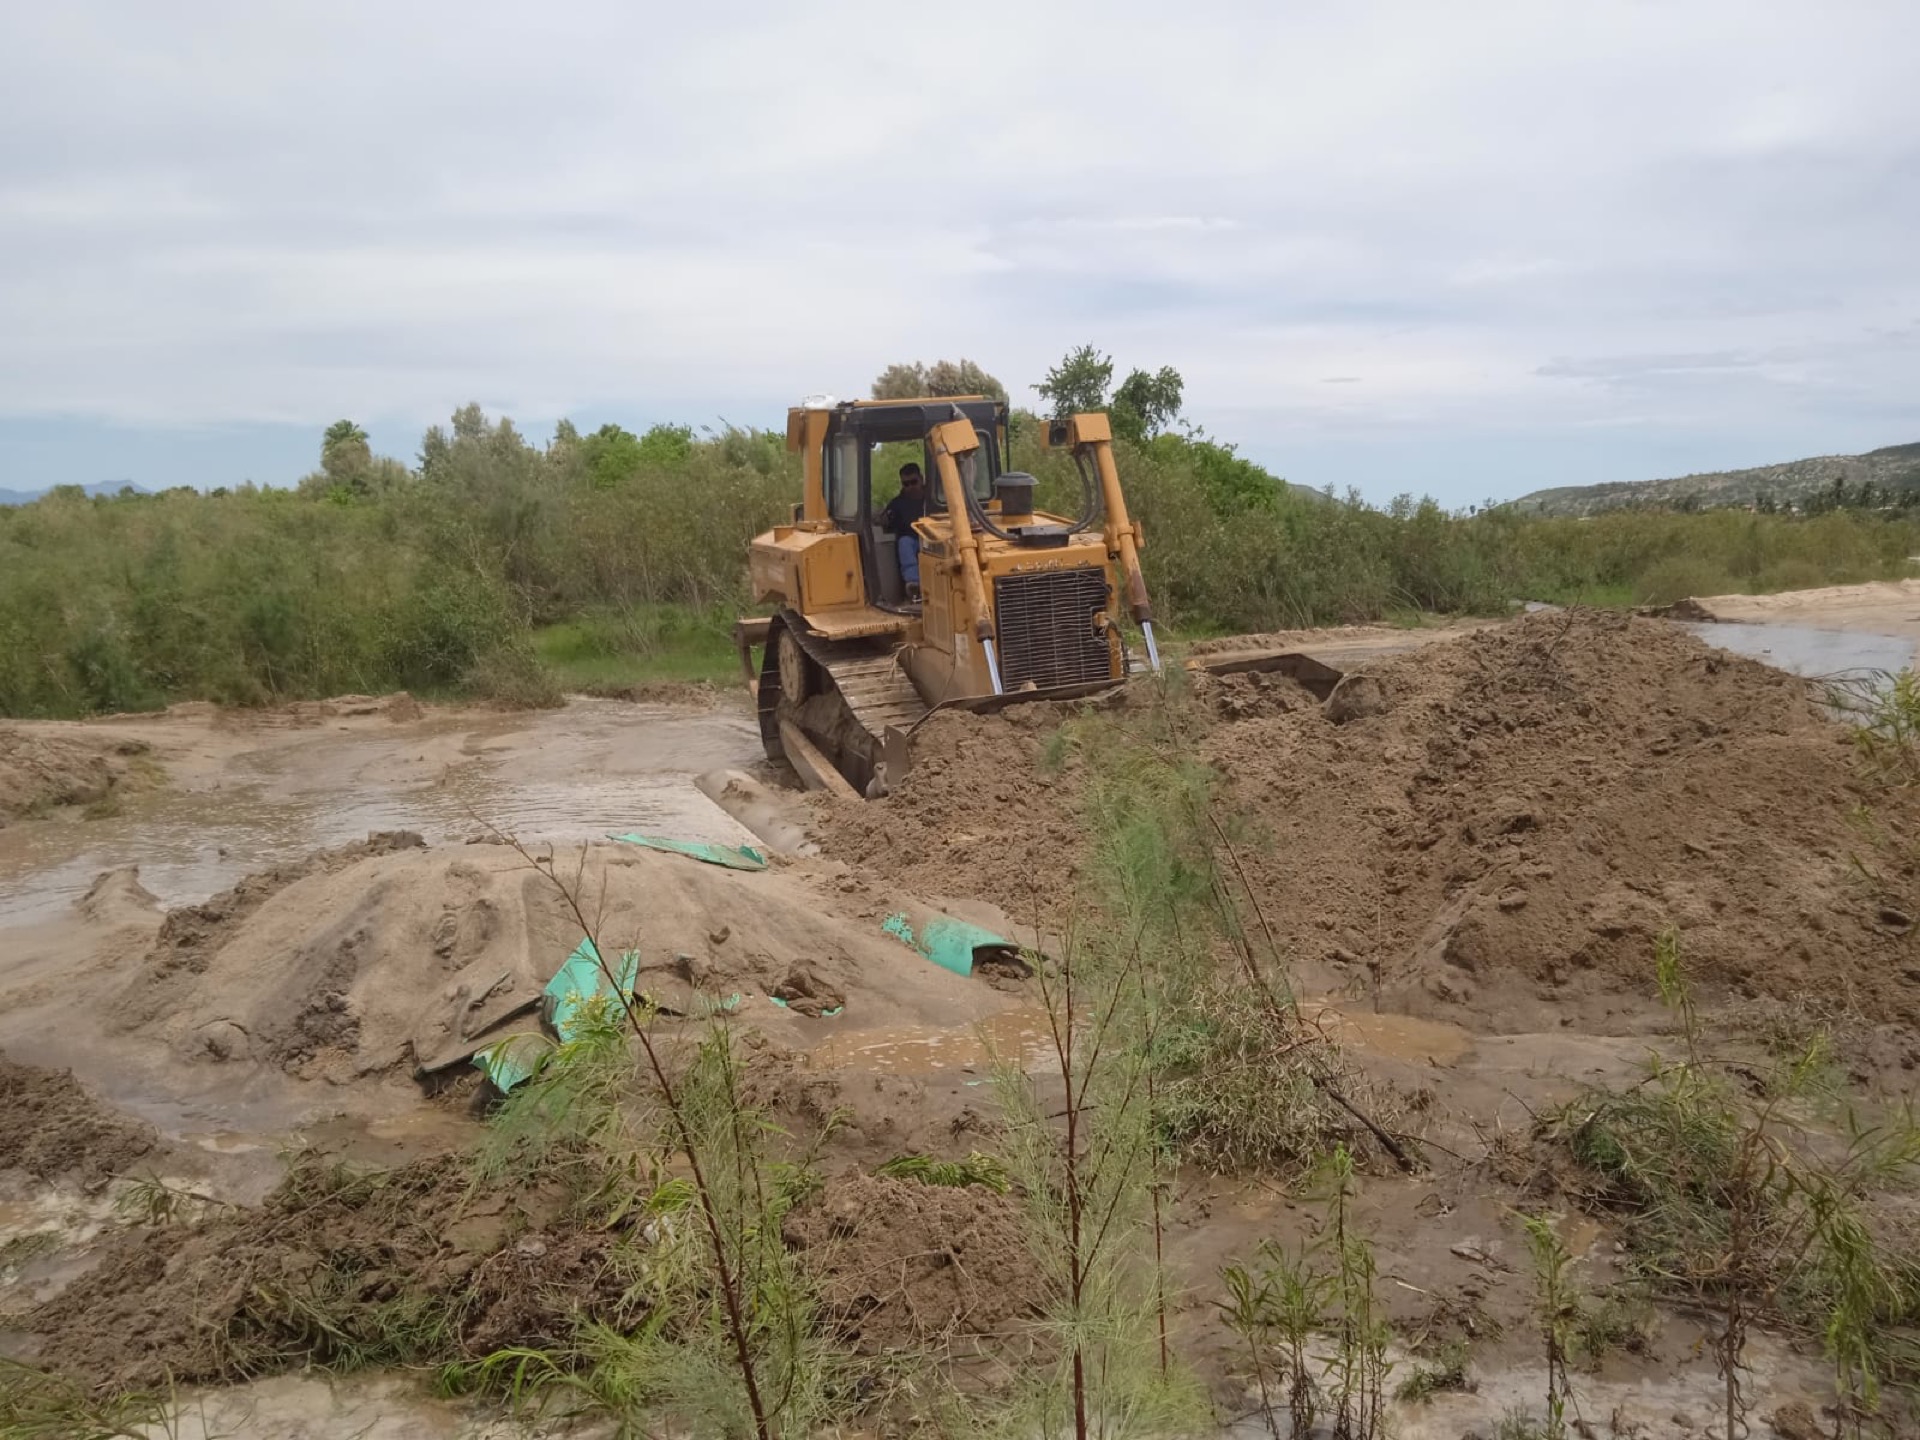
(3, 595, 1915, 1437)
(0, 695, 762, 925)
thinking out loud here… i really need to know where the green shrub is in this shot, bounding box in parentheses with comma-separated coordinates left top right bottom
(10, 404, 1920, 717)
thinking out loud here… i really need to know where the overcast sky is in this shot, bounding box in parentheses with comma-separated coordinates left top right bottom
(2, 1, 1916, 503)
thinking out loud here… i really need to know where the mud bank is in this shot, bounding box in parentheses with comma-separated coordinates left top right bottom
(0, 726, 155, 827)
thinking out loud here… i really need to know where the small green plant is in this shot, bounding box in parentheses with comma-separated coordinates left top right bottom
(1568, 1287, 1653, 1371)
(1849, 668, 1920, 787)
(1216, 1150, 1392, 1440)
(113, 1174, 233, 1227)
(0, 1231, 60, 1267)
(1652, 925, 1698, 1063)
(463, 831, 841, 1440)
(1325, 1146, 1392, 1439)
(1518, 1212, 1576, 1440)
(1394, 1340, 1469, 1402)
(1493, 1408, 1559, 1440)
(875, 1152, 1011, 1192)
(1220, 1237, 1332, 1438)
(992, 927, 1200, 1440)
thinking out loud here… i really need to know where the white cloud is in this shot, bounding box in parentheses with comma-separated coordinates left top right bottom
(1, 0, 1916, 497)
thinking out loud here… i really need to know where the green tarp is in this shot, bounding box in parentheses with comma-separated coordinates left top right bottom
(472, 1032, 547, 1093)
(607, 833, 768, 871)
(474, 938, 640, 1092)
(543, 938, 641, 1038)
(881, 912, 1020, 978)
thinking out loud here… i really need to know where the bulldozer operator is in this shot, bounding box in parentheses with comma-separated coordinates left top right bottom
(883, 462, 927, 599)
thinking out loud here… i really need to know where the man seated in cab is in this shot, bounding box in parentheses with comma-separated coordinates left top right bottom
(883, 463, 928, 600)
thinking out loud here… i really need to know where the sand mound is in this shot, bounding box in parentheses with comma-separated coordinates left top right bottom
(139, 830, 427, 980)
(0, 726, 154, 826)
(827, 612, 1920, 1034)
(110, 839, 1022, 1085)
(782, 1173, 1043, 1351)
(0, 1054, 157, 1186)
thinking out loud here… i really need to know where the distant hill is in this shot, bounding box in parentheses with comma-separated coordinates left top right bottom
(1513, 442, 1920, 517)
(0, 481, 151, 507)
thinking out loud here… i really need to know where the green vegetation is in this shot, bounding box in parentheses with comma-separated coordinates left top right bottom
(1551, 931, 1920, 1436)
(7, 352, 1920, 719)
(532, 606, 742, 693)
(1216, 1152, 1394, 1440)
(873, 1151, 1012, 1191)
(0, 1360, 172, 1440)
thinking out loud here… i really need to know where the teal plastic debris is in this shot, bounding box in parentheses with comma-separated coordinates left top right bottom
(607, 833, 768, 871)
(476, 940, 743, 1094)
(473, 1032, 549, 1092)
(768, 995, 844, 1017)
(881, 912, 1020, 978)
(544, 938, 641, 1039)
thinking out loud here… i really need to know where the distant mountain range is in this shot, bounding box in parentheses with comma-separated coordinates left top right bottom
(1513, 442, 1920, 517)
(0, 481, 151, 507)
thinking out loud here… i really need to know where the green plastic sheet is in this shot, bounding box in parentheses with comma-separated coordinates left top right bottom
(881, 912, 1019, 978)
(607, 833, 768, 871)
(769, 995, 844, 1017)
(473, 1032, 548, 1092)
(543, 938, 641, 1039)
(475, 938, 640, 1093)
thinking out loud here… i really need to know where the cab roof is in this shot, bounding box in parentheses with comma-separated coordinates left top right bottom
(786, 395, 1007, 449)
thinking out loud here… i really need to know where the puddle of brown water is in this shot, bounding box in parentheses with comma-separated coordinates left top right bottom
(1319, 1005, 1476, 1065)
(806, 1007, 1058, 1076)
(802, 1000, 1475, 1078)
(132, 1371, 573, 1440)
(0, 699, 762, 925)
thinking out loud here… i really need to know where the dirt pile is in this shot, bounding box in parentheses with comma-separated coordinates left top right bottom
(108, 838, 1020, 1086)
(828, 612, 1920, 1034)
(783, 1173, 1043, 1351)
(22, 1158, 1045, 1394)
(1207, 609, 1920, 1031)
(817, 705, 1087, 907)
(21, 1153, 635, 1392)
(0, 726, 154, 826)
(0, 1054, 156, 1185)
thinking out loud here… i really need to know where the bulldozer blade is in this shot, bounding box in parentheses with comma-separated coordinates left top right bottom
(874, 677, 1124, 792)
(1185, 648, 1345, 697)
(868, 637, 1433, 797)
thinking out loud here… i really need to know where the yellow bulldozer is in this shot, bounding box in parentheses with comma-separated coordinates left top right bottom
(732, 393, 1369, 797)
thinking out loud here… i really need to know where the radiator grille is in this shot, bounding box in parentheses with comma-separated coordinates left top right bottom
(993, 568, 1113, 690)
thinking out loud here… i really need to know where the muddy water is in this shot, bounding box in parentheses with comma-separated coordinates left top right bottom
(0, 698, 763, 925)
(1684, 618, 1916, 678)
(807, 1005, 1059, 1075)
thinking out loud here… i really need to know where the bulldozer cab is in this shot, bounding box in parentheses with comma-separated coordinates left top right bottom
(811, 398, 1008, 608)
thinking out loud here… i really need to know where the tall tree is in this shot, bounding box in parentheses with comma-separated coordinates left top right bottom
(1110, 365, 1185, 441)
(871, 358, 1007, 402)
(1035, 345, 1115, 419)
(320, 419, 372, 484)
